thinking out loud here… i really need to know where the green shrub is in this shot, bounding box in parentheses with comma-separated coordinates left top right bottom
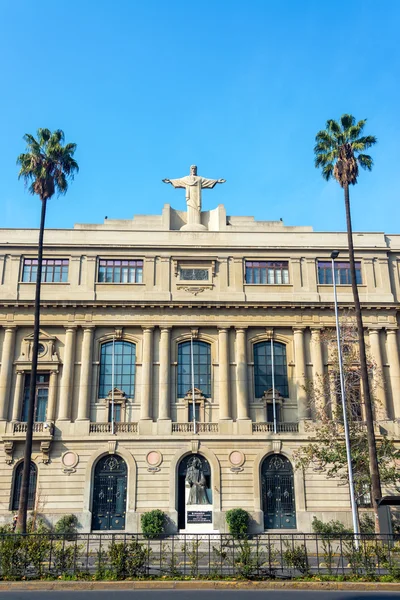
(283, 542, 310, 575)
(141, 509, 166, 538)
(311, 516, 352, 535)
(225, 508, 250, 539)
(359, 513, 375, 534)
(109, 539, 149, 579)
(54, 514, 79, 539)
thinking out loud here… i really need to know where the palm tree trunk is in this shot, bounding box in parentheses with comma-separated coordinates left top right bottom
(17, 197, 47, 533)
(343, 182, 382, 532)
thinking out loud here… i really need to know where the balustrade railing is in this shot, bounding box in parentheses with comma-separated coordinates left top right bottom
(89, 422, 138, 434)
(172, 422, 219, 433)
(252, 422, 299, 433)
(12, 422, 53, 434)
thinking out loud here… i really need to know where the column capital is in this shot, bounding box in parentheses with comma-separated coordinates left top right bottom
(310, 327, 323, 337)
(2, 326, 16, 332)
(368, 327, 382, 334)
(236, 327, 248, 334)
(218, 326, 230, 332)
(81, 324, 95, 330)
(64, 326, 78, 332)
(293, 326, 306, 334)
(160, 326, 172, 333)
(142, 326, 154, 333)
(386, 328, 399, 335)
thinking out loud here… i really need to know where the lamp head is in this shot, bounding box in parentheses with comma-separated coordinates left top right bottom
(330, 250, 340, 259)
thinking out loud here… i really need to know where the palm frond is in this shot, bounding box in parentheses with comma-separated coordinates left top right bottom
(357, 154, 373, 171)
(340, 114, 356, 130)
(321, 163, 334, 181)
(315, 130, 335, 145)
(351, 135, 377, 152)
(327, 119, 341, 136)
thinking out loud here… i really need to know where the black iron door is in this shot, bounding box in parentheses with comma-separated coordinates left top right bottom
(262, 454, 296, 529)
(92, 454, 127, 531)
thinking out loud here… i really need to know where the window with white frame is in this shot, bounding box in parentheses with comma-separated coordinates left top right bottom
(22, 258, 69, 283)
(245, 261, 289, 284)
(98, 259, 143, 283)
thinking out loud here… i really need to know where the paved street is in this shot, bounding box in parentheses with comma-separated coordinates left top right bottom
(0, 591, 399, 599)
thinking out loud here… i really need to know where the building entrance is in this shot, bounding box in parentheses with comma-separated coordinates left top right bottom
(92, 454, 127, 531)
(261, 454, 296, 529)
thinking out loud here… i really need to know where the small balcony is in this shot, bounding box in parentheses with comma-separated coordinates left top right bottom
(89, 422, 138, 434)
(252, 422, 299, 433)
(172, 422, 219, 434)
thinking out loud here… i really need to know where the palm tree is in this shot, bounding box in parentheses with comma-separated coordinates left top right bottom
(314, 114, 382, 530)
(16, 129, 78, 532)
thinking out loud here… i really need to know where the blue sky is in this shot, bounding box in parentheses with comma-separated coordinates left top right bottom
(1, 0, 399, 233)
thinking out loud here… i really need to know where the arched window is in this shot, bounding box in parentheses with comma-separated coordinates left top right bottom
(178, 341, 211, 397)
(99, 341, 136, 398)
(11, 461, 37, 510)
(254, 341, 288, 398)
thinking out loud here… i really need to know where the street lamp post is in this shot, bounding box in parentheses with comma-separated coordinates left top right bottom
(331, 250, 360, 542)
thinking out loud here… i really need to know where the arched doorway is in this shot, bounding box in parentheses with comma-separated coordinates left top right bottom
(178, 454, 211, 530)
(261, 454, 296, 529)
(92, 454, 127, 531)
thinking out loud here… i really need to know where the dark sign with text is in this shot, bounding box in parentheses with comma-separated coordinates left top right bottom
(187, 510, 212, 524)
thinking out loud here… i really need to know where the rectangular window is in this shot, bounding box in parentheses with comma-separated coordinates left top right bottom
(188, 403, 201, 422)
(108, 403, 122, 423)
(245, 261, 289, 284)
(180, 268, 209, 281)
(22, 259, 69, 283)
(98, 259, 143, 283)
(21, 374, 49, 422)
(318, 261, 362, 285)
(357, 483, 372, 507)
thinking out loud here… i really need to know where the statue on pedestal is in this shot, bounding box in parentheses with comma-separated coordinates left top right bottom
(185, 456, 210, 505)
(163, 165, 226, 231)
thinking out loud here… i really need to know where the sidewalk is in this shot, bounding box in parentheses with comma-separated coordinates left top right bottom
(0, 580, 399, 591)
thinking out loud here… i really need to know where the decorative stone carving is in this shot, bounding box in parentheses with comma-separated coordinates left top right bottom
(146, 450, 162, 472)
(40, 440, 52, 464)
(272, 439, 282, 453)
(229, 450, 245, 473)
(114, 328, 123, 340)
(4, 441, 14, 464)
(17, 330, 60, 366)
(108, 440, 117, 454)
(191, 439, 200, 453)
(179, 286, 211, 295)
(61, 451, 79, 475)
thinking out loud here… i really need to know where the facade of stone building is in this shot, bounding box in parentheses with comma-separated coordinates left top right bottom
(0, 202, 399, 533)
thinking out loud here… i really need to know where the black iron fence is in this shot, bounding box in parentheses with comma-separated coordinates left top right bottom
(0, 532, 399, 580)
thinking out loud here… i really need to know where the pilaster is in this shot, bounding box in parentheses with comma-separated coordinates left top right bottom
(218, 327, 230, 420)
(386, 329, 400, 419)
(235, 327, 249, 422)
(140, 327, 154, 421)
(158, 327, 171, 421)
(293, 327, 309, 420)
(0, 326, 16, 422)
(368, 328, 388, 418)
(58, 327, 77, 421)
(77, 326, 95, 421)
(11, 370, 24, 422)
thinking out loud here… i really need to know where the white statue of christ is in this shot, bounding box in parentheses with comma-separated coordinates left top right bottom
(163, 165, 226, 230)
